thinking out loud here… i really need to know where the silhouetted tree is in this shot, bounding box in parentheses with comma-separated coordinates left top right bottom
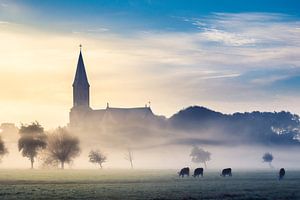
(124, 148, 134, 169)
(190, 146, 211, 169)
(44, 127, 80, 169)
(0, 136, 8, 162)
(89, 149, 107, 169)
(262, 152, 274, 168)
(18, 122, 47, 169)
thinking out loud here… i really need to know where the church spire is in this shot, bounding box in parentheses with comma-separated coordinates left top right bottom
(72, 45, 90, 108)
(73, 45, 89, 87)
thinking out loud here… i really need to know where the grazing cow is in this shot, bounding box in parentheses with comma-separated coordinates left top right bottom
(193, 168, 204, 178)
(178, 167, 190, 178)
(279, 168, 285, 180)
(221, 168, 232, 177)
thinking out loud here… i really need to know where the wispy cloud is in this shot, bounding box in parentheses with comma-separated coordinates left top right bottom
(87, 28, 109, 32)
(200, 28, 256, 46)
(72, 28, 110, 35)
(191, 13, 300, 48)
(0, 20, 9, 24)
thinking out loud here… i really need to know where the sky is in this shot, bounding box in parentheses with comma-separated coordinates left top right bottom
(0, 0, 300, 128)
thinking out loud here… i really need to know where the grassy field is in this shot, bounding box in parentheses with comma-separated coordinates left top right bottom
(0, 169, 299, 200)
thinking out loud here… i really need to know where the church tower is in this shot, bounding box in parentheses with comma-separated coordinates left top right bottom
(69, 45, 155, 129)
(72, 46, 90, 108)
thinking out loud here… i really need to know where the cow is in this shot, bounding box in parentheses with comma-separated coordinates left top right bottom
(279, 168, 285, 180)
(193, 168, 204, 178)
(178, 167, 190, 178)
(221, 168, 232, 177)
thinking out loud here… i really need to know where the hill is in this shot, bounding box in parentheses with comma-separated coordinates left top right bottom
(167, 106, 300, 146)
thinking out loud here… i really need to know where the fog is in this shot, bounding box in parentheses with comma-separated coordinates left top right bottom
(1, 119, 299, 170)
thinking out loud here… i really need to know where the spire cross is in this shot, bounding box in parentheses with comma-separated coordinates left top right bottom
(79, 44, 82, 51)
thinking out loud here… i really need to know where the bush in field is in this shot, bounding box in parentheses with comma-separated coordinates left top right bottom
(89, 150, 107, 168)
(0, 136, 8, 161)
(190, 146, 211, 169)
(262, 152, 274, 168)
(18, 122, 47, 169)
(44, 127, 80, 169)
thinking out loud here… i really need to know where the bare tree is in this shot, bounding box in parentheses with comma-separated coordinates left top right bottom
(262, 152, 274, 168)
(38, 149, 59, 169)
(18, 122, 47, 169)
(44, 127, 80, 169)
(190, 146, 211, 169)
(0, 136, 8, 162)
(88, 149, 107, 168)
(124, 148, 134, 169)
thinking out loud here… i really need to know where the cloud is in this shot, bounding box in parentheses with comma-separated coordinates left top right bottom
(199, 73, 241, 80)
(72, 28, 110, 35)
(200, 28, 256, 46)
(0, 20, 9, 24)
(191, 13, 300, 48)
(87, 28, 109, 32)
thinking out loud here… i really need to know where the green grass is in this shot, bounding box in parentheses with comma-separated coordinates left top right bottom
(0, 169, 299, 199)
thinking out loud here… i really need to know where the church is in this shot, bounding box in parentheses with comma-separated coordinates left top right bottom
(69, 48, 156, 130)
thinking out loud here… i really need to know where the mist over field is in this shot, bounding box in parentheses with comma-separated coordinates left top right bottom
(1, 106, 300, 170)
(2, 130, 300, 170)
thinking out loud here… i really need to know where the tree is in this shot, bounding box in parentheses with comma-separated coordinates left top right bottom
(124, 148, 134, 169)
(88, 149, 107, 168)
(190, 146, 211, 169)
(262, 152, 274, 168)
(18, 122, 47, 169)
(44, 127, 80, 169)
(0, 136, 8, 161)
(38, 149, 59, 169)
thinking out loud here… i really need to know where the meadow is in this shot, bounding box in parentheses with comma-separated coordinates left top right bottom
(0, 169, 299, 200)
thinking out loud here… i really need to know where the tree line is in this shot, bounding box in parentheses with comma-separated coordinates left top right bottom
(0, 121, 134, 169)
(0, 122, 277, 169)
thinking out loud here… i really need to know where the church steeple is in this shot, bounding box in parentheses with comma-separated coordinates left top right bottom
(73, 45, 90, 108)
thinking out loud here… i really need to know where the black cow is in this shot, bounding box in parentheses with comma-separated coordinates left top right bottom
(178, 167, 190, 178)
(279, 168, 285, 180)
(193, 168, 204, 178)
(221, 168, 232, 177)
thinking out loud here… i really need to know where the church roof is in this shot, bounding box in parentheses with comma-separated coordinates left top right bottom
(107, 107, 152, 115)
(91, 107, 153, 122)
(73, 50, 90, 87)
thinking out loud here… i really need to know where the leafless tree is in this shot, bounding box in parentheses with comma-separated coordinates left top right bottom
(0, 136, 8, 162)
(124, 148, 134, 169)
(88, 149, 107, 168)
(18, 122, 47, 169)
(38, 149, 59, 169)
(190, 146, 211, 169)
(44, 127, 80, 169)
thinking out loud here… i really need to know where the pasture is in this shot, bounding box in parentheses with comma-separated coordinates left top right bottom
(0, 169, 299, 199)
